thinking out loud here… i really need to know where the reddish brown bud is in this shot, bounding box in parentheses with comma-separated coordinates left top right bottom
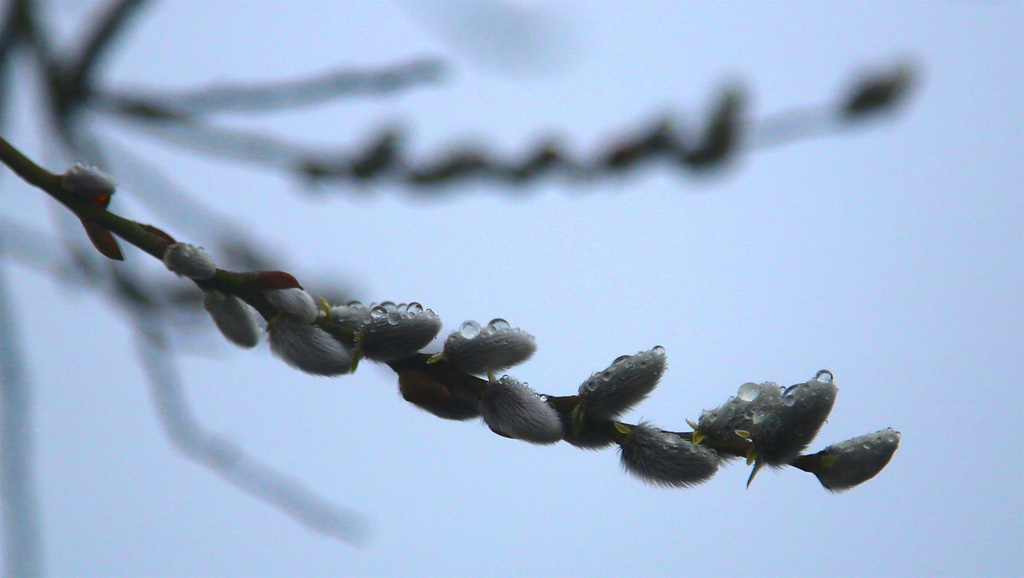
(139, 223, 177, 246)
(81, 218, 124, 261)
(243, 271, 303, 290)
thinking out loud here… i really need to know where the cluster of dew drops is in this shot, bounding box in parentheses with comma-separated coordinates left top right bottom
(364, 301, 429, 326)
(456, 318, 515, 340)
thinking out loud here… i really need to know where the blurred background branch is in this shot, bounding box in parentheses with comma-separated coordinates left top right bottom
(0, 239, 44, 578)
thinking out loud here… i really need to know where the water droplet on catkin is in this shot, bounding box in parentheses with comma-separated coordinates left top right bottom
(459, 320, 481, 339)
(738, 382, 760, 402)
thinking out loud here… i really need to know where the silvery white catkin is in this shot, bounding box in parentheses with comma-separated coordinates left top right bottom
(268, 313, 352, 376)
(263, 287, 319, 324)
(358, 303, 442, 362)
(60, 161, 116, 197)
(163, 243, 217, 280)
(578, 346, 667, 419)
(696, 381, 784, 452)
(812, 428, 901, 492)
(202, 290, 262, 348)
(439, 319, 536, 375)
(480, 375, 563, 444)
(330, 302, 370, 331)
(749, 370, 838, 466)
(619, 422, 719, 487)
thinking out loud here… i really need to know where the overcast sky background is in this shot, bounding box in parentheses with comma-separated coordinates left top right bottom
(2, 1, 1022, 576)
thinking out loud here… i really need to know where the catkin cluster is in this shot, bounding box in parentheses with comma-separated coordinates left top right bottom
(157, 235, 899, 491)
(45, 163, 904, 492)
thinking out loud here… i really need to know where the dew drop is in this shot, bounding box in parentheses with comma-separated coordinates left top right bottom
(601, 370, 613, 381)
(487, 318, 511, 332)
(752, 407, 770, 424)
(737, 382, 760, 402)
(814, 369, 834, 383)
(783, 395, 797, 406)
(613, 355, 630, 364)
(387, 310, 401, 325)
(459, 320, 481, 339)
(406, 302, 423, 315)
(370, 306, 388, 320)
(652, 345, 666, 356)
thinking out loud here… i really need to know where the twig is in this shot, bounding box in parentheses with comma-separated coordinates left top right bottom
(101, 58, 444, 117)
(61, 0, 150, 98)
(130, 314, 370, 543)
(0, 242, 44, 578)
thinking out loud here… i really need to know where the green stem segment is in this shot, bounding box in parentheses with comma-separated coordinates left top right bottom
(0, 135, 280, 319)
(0, 135, 167, 259)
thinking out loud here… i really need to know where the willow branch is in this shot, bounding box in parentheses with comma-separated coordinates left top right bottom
(0, 135, 900, 493)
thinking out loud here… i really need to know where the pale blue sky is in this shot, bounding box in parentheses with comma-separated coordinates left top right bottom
(3, 1, 1022, 576)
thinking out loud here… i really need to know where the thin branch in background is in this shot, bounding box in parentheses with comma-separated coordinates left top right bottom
(95, 61, 915, 193)
(0, 244, 44, 578)
(58, 0, 150, 107)
(103, 58, 445, 117)
(0, 0, 24, 131)
(101, 111, 314, 170)
(131, 313, 371, 544)
(0, 217, 87, 284)
(0, 0, 51, 70)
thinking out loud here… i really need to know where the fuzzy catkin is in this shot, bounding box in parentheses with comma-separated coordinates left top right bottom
(696, 381, 784, 453)
(813, 429, 901, 491)
(441, 319, 536, 375)
(263, 288, 319, 323)
(578, 346, 667, 419)
(750, 376, 837, 466)
(619, 422, 719, 487)
(480, 376, 563, 444)
(60, 161, 116, 197)
(163, 243, 217, 280)
(359, 303, 442, 362)
(203, 290, 261, 348)
(269, 314, 352, 376)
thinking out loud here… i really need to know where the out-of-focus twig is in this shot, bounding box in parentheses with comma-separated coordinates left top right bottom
(102, 58, 445, 117)
(97, 60, 915, 193)
(61, 0, 150, 99)
(0, 245, 44, 578)
(131, 314, 370, 544)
